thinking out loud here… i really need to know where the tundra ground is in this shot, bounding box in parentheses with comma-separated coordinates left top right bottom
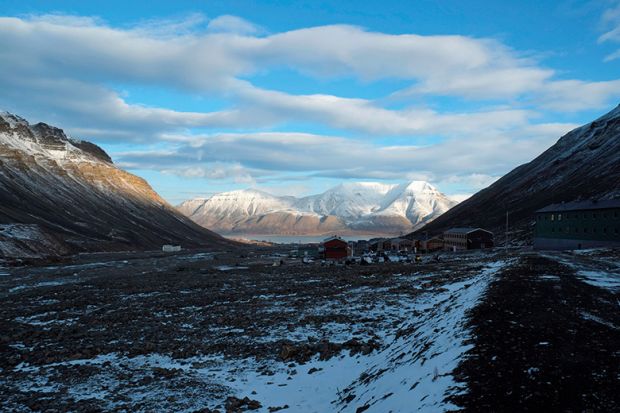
(1, 248, 618, 412)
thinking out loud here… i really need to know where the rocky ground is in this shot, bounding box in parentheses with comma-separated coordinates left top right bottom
(0, 247, 618, 412)
(452, 249, 620, 412)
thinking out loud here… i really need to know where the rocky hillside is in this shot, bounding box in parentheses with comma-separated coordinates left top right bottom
(0, 112, 229, 258)
(178, 181, 457, 236)
(412, 104, 620, 242)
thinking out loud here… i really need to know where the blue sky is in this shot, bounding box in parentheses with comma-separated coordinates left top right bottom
(1, 0, 620, 203)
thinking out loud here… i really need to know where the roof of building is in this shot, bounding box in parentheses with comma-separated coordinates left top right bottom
(321, 235, 347, 244)
(444, 227, 492, 235)
(536, 199, 620, 213)
(411, 234, 441, 241)
(422, 235, 443, 241)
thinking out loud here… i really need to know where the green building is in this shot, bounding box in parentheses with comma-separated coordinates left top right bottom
(534, 200, 620, 250)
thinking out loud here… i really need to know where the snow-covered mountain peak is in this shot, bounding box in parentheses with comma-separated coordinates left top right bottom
(401, 180, 438, 193)
(179, 180, 458, 236)
(0, 111, 29, 128)
(0, 111, 112, 164)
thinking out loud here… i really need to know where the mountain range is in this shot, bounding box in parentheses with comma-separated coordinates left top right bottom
(0, 112, 229, 258)
(413, 103, 620, 242)
(178, 181, 457, 237)
(4, 101, 617, 255)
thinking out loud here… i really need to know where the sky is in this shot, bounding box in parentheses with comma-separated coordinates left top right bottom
(1, 0, 620, 204)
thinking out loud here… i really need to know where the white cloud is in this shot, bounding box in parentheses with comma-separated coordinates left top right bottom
(449, 193, 473, 203)
(599, 2, 620, 61)
(161, 163, 257, 184)
(1, 14, 617, 115)
(233, 84, 537, 137)
(440, 174, 501, 189)
(115, 124, 574, 185)
(207, 15, 262, 35)
(0, 13, 615, 198)
(537, 79, 620, 111)
(0, 63, 544, 142)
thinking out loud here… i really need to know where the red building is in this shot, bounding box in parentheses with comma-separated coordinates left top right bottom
(319, 236, 351, 260)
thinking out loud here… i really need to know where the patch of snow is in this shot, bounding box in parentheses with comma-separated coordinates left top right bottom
(0, 224, 46, 240)
(178, 252, 215, 261)
(540, 252, 620, 293)
(215, 265, 249, 271)
(581, 311, 619, 330)
(576, 270, 620, 292)
(210, 260, 510, 412)
(5, 256, 512, 412)
(14, 312, 79, 327)
(526, 367, 540, 376)
(9, 279, 74, 293)
(0, 117, 103, 166)
(539, 274, 560, 281)
(571, 248, 610, 255)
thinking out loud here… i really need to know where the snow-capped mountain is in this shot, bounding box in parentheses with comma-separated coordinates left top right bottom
(0, 112, 228, 257)
(178, 181, 457, 236)
(414, 103, 620, 241)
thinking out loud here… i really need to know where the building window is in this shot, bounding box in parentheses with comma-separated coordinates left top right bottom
(593, 213, 596, 219)
(603, 228, 607, 234)
(551, 214, 555, 221)
(551, 228, 555, 233)
(584, 227, 588, 233)
(575, 228, 579, 233)
(558, 214, 562, 221)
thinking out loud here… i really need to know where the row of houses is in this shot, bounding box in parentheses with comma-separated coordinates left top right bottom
(430, 200, 619, 251)
(318, 228, 495, 260)
(409, 200, 620, 252)
(317, 199, 620, 259)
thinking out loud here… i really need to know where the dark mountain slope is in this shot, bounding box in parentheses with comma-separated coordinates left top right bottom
(0, 112, 231, 257)
(412, 104, 620, 242)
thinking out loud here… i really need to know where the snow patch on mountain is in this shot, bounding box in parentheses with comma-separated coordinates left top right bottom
(1, 112, 95, 164)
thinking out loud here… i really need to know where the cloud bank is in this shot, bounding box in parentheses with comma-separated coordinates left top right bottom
(0, 13, 617, 198)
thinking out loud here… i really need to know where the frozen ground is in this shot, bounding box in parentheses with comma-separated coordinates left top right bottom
(0, 248, 618, 412)
(539, 249, 620, 292)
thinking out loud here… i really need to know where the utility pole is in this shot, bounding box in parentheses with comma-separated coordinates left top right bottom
(505, 210, 509, 250)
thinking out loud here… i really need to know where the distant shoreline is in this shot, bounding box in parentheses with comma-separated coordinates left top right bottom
(224, 233, 401, 244)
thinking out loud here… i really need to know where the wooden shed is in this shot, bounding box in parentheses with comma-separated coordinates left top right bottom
(319, 236, 351, 260)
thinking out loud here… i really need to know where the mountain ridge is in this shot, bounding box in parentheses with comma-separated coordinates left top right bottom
(411, 104, 620, 242)
(178, 181, 457, 236)
(0, 111, 231, 258)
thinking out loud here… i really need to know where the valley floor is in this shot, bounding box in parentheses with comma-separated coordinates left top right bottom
(0, 248, 618, 412)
